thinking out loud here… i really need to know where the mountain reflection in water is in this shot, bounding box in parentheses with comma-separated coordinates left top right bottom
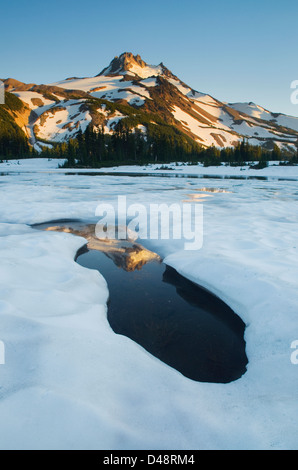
(33, 220, 248, 383)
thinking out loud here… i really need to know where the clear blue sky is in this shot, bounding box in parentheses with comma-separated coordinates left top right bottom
(1, 0, 298, 116)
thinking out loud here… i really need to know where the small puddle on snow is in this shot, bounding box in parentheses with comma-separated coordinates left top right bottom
(33, 220, 248, 383)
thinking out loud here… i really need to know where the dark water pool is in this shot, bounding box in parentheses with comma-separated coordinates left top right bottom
(76, 246, 248, 383)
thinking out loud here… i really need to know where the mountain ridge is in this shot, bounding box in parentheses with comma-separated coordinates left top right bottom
(1, 52, 298, 155)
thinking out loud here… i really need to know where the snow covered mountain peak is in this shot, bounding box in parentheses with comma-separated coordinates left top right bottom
(98, 52, 164, 79)
(4, 52, 298, 153)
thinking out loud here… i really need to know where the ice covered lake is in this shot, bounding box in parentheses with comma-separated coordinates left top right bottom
(0, 159, 298, 450)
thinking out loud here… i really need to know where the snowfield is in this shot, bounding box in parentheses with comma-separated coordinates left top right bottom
(229, 102, 298, 133)
(50, 75, 152, 105)
(171, 104, 297, 148)
(35, 102, 92, 142)
(0, 158, 298, 450)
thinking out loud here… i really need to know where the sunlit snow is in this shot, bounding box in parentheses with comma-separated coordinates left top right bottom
(0, 159, 297, 449)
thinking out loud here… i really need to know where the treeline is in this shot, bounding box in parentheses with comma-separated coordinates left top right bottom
(200, 140, 298, 167)
(39, 126, 297, 168)
(1, 119, 297, 167)
(0, 132, 32, 159)
(0, 92, 33, 159)
(39, 123, 202, 167)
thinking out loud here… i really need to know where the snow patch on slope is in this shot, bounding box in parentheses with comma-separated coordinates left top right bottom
(50, 75, 151, 106)
(35, 101, 92, 142)
(12, 91, 55, 110)
(230, 102, 298, 133)
(172, 105, 238, 147)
